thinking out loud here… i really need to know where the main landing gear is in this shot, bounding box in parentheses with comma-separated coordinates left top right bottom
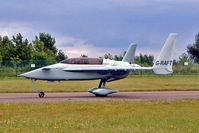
(88, 79, 118, 97)
(31, 79, 118, 98)
(32, 79, 45, 98)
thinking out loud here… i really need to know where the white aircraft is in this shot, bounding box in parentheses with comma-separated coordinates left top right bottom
(20, 33, 177, 98)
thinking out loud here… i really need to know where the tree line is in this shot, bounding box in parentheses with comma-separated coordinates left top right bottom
(104, 32, 199, 66)
(1, 32, 199, 68)
(0, 33, 66, 67)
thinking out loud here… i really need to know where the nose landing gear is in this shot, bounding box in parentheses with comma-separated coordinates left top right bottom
(38, 91, 45, 98)
(32, 79, 45, 98)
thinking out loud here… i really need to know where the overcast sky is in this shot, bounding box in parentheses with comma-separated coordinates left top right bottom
(0, 0, 199, 58)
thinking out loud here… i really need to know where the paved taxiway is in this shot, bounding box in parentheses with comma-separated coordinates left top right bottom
(0, 91, 199, 102)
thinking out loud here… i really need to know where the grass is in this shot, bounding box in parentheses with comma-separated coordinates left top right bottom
(0, 75, 199, 132)
(0, 75, 199, 93)
(0, 100, 199, 133)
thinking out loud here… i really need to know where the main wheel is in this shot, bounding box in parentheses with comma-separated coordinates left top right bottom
(38, 91, 45, 98)
(94, 94, 107, 97)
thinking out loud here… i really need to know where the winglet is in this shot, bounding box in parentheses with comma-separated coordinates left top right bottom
(122, 43, 136, 64)
(153, 33, 178, 74)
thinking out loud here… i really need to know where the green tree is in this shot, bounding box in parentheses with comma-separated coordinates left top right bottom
(33, 33, 57, 65)
(104, 53, 113, 59)
(144, 54, 154, 66)
(178, 53, 192, 65)
(0, 36, 15, 63)
(114, 54, 123, 61)
(135, 54, 154, 66)
(35, 33, 57, 55)
(56, 50, 67, 62)
(12, 33, 32, 61)
(32, 40, 48, 67)
(187, 32, 199, 63)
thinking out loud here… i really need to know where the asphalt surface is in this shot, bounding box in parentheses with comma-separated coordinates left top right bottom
(0, 91, 199, 102)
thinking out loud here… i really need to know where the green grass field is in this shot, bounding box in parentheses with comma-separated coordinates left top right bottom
(0, 75, 198, 93)
(0, 100, 199, 133)
(1, 75, 199, 133)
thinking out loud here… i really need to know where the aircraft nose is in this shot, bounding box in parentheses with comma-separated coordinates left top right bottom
(18, 69, 40, 79)
(18, 72, 28, 77)
(19, 71, 34, 78)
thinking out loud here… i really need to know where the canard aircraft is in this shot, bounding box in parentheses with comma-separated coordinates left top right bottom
(20, 33, 177, 97)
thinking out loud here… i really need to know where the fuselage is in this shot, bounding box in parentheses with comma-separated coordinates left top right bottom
(20, 58, 140, 81)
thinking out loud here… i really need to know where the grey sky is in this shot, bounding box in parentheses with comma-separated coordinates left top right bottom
(0, 0, 199, 57)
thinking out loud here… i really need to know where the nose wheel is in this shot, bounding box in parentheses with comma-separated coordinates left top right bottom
(38, 91, 45, 98)
(32, 79, 45, 98)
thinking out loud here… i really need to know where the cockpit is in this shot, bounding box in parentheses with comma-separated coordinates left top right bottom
(60, 58, 103, 65)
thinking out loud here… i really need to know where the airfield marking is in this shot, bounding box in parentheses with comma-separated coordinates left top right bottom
(0, 91, 199, 102)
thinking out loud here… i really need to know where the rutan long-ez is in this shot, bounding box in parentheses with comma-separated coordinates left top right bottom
(20, 33, 177, 97)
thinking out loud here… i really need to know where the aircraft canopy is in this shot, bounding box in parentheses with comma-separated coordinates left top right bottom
(60, 58, 103, 65)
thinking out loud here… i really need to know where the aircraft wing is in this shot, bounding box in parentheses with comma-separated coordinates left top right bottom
(63, 66, 152, 72)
